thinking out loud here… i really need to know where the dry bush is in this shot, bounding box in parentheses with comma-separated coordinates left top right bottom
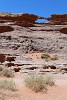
(51, 55, 58, 61)
(41, 54, 50, 59)
(41, 54, 58, 61)
(0, 66, 3, 72)
(0, 93, 4, 100)
(44, 76, 54, 86)
(0, 79, 17, 91)
(0, 66, 14, 78)
(41, 53, 51, 61)
(25, 75, 54, 92)
(0, 66, 4, 76)
(2, 68, 14, 78)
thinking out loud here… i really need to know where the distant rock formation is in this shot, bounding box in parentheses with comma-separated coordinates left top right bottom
(0, 12, 49, 27)
(0, 13, 44, 27)
(0, 13, 38, 22)
(47, 14, 67, 25)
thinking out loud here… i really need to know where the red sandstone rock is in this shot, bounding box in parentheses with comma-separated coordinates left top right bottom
(15, 21, 35, 27)
(47, 14, 67, 25)
(6, 57, 16, 62)
(0, 13, 38, 23)
(60, 28, 67, 34)
(0, 26, 14, 33)
(0, 54, 5, 63)
(6, 63, 15, 67)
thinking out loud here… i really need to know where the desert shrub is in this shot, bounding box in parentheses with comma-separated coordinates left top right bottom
(0, 93, 4, 100)
(41, 54, 58, 61)
(44, 76, 54, 86)
(25, 75, 54, 92)
(51, 55, 58, 61)
(0, 66, 3, 72)
(0, 79, 17, 91)
(0, 67, 14, 78)
(2, 68, 14, 78)
(41, 54, 50, 59)
(41, 53, 51, 61)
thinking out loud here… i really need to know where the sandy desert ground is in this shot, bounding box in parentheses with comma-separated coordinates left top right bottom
(0, 53, 67, 100)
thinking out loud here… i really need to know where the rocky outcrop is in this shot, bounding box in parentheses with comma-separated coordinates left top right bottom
(0, 13, 41, 27)
(0, 13, 67, 26)
(0, 13, 38, 22)
(0, 26, 14, 33)
(15, 21, 35, 27)
(0, 13, 47, 27)
(47, 14, 67, 25)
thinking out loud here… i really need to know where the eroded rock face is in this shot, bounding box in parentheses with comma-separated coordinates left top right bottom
(0, 13, 46, 27)
(0, 26, 14, 33)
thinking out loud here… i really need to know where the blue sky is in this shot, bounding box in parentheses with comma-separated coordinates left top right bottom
(0, 0, 67, 17)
